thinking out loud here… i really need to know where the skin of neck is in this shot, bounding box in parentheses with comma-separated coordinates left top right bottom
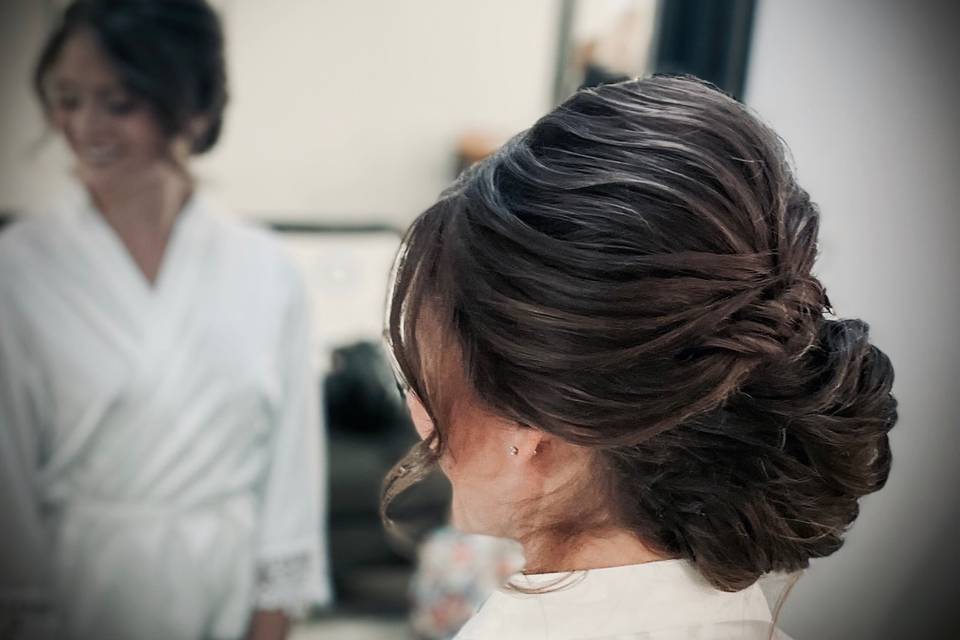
(81, 159, 193, 284)
(86, 160, 193, 234)
(508, 437, 669, 575)
(520, 526, 666, 575)
(477, 433, 668, 575)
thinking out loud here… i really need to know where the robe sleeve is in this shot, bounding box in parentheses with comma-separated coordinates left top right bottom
(253, 269, 332, 613)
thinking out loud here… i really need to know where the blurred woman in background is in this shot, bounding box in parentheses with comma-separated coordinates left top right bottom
(0, 1, 328, 638)
(383, 76, 898, 639)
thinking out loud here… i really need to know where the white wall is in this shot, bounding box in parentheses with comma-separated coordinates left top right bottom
(0, 0, 559, 223)
(0, 1, 74, 211)
(746, 1, 960, 638)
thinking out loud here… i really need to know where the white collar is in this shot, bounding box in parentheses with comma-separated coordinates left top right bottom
(455, 560, 775, 640)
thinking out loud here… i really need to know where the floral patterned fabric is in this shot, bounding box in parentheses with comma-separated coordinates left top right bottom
(410, 527, 524, 639)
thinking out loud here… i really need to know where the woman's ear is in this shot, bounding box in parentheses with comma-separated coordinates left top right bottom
(406, 391, 435, 442)
(510, 425, 592, 490)
(509, 425, 551, 461)
(170, 115, 210, 161)
(187, 114, 211, 147)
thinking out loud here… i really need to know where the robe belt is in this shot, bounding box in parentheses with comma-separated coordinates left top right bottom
(46, 491, 255, 520)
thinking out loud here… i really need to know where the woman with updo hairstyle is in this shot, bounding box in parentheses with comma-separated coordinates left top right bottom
(0, 2, 329, 639)
(382, 75, 897, 639)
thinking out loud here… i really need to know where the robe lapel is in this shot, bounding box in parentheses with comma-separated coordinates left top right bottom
(38, 190, 217, 500)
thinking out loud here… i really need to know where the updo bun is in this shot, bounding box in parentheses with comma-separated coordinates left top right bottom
(384, 75, 897, 591)
(614, 314, 894, 590)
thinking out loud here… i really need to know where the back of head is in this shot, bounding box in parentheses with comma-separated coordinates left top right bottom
(386, 75, 898, 591)
(34, 0, 228, 153)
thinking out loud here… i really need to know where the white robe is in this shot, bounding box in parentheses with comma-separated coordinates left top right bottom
(454, 560, 790, 640)
(0, 187, 330, 640)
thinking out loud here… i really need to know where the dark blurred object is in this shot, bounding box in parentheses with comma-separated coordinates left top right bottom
(652, 0, 756, 100)
(324, 341, 450, 613)
(579, 63, 630, 90)
(327, 342, 407, 436)
(0, 212, 13, 230)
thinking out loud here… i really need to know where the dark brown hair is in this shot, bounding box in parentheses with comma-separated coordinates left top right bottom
(382, 75, 897, 592)
(34, 0, 228, 154)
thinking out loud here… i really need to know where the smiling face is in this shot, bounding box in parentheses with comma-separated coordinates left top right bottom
(42, 30, 174, 192)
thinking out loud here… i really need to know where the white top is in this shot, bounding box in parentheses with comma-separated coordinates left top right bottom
(0, 187, 330, 639)
(454, 560, 788, 640)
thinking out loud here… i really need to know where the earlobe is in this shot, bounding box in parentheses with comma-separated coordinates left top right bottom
(170, 116, 209, 161)
(509, 426, 550, 460)
(170, 136, 192, 164)
(406, 391, 435, 442)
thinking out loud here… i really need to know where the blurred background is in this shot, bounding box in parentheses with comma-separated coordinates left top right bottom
(1, 0, 958, 638)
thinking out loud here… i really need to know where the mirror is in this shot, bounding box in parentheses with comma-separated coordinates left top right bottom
(0, 2, 756, 638)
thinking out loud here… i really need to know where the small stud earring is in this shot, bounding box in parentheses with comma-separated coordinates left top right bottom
(509, 445, 519, 456)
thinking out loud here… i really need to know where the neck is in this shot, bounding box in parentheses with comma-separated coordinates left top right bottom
(84, 164, 193, 285)
(520, 527, 666, 575)
(87, 164, 192, 235)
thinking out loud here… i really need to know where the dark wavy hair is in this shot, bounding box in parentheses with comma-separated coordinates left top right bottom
(34, 0, 228, 154)
(382, 75, 898, 592)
